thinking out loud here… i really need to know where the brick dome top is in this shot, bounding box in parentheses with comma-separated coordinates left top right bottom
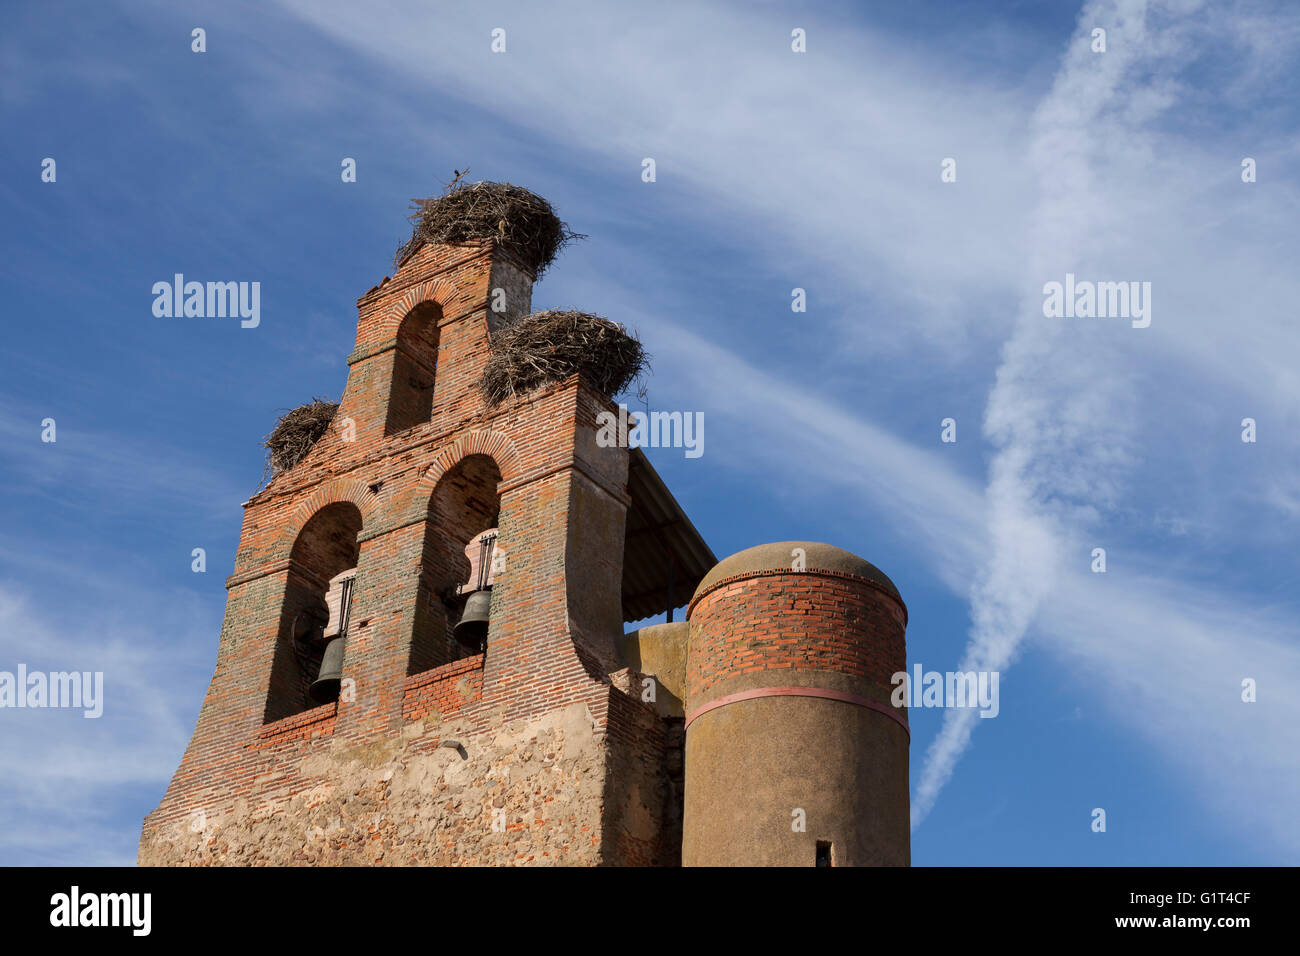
(691, 541, 902, 605)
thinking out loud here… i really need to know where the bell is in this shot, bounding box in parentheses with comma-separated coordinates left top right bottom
(309, 635, 346, 703)
(453, 589, 492, 648)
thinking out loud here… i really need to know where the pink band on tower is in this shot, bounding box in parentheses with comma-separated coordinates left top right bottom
(684, 685, 909, 736)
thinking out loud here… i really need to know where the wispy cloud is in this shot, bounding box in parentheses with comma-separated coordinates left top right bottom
(0, 582, 216, 865)
(911, 0, 1300, 828)
(0, 397, 250, 521)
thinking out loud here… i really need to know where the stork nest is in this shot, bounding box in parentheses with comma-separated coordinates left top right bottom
(478, 310, 648, 406)
(394, 180, 582, 277)
(262, 398, 339, 480)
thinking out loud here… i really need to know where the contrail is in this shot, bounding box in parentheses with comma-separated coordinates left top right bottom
(911, 0, 1188, 827)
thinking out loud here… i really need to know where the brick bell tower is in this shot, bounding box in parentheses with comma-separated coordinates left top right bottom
(140, 183, 912, 867)
(139, 185, 716, 865)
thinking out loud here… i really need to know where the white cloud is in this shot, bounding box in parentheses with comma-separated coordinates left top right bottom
(0, 582, 216, 865)
(0, 398, 250, 521)
(912, 0, 1300, 829)
(262, 0, 1038, 360)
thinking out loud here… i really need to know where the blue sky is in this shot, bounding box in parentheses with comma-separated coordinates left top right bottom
(1, 0, 1298, 866)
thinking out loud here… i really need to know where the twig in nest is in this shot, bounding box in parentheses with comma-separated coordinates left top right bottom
(260, 398, 339, 485)
(478, 310, 649, 406)
(394, 179, 584, 278)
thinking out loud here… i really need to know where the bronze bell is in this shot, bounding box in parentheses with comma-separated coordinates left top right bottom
(452, 529, 498, 649)
(309, 568, 356, 703)
(453, 589, 491, 648)
(310, 635, 346, 703)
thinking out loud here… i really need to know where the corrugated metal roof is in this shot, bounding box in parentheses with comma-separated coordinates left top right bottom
(621, 448, 717, 622)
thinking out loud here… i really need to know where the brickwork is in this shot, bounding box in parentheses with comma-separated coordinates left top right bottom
(139, 234, 671, 866)
(401, 655, 484, 721)
(687, 570, 907, 707)
(139, 221, 908, 867)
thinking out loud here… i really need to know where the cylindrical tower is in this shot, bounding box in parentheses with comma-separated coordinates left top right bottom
(681, 541, 909, 866)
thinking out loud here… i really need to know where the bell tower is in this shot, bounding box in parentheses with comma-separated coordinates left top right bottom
(140, 185, 707, 865)
(139, 182, 908, 867)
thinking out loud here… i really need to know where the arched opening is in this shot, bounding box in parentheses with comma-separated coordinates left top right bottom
(265, 501, 363, 722)
(409, 454, 503, 674)
(385, 301, 441, 435)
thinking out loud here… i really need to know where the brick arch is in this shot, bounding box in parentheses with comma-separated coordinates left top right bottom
(271, 477, 382, 562)
(373, 278, 457, 343)
(419, 430, 522, 493)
